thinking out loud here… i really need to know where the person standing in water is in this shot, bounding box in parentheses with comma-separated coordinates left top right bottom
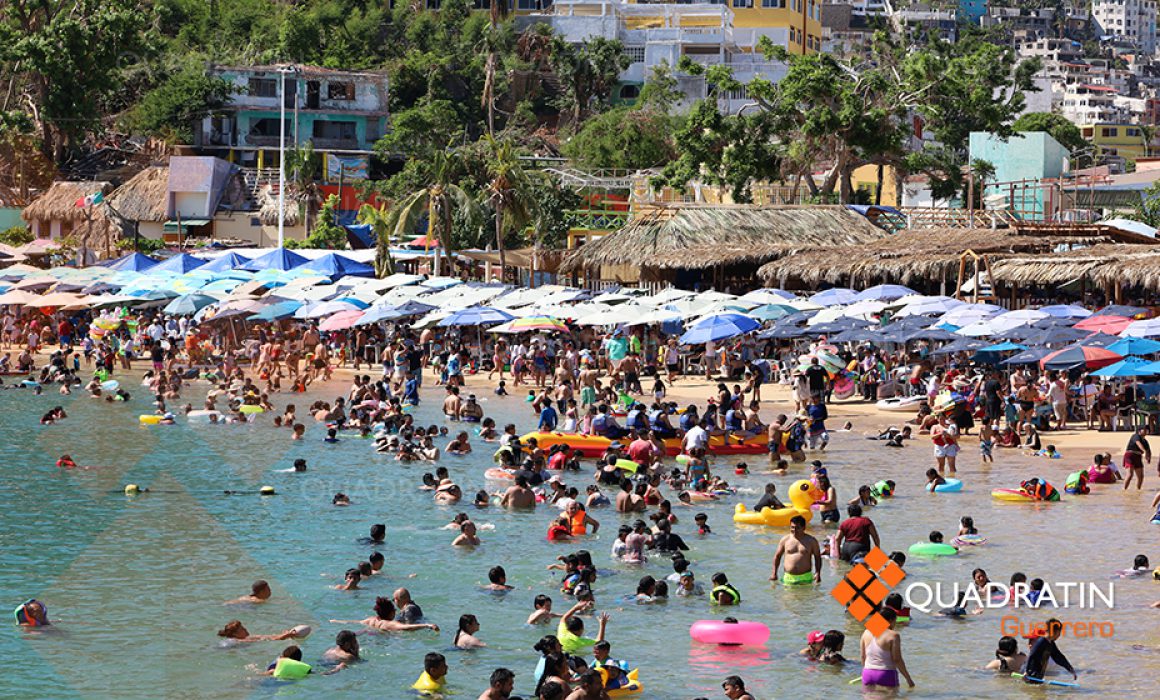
(770, 515, 822, 585)
(1124, 426, 1152, 490)
(1022, 619, 1077, 683)
(859, 608, 915, 689)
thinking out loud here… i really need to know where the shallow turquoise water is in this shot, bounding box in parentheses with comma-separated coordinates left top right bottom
(2, 379, 1159, 699)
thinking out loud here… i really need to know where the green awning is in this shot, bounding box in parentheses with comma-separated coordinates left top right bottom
(163, 219, 211, 233)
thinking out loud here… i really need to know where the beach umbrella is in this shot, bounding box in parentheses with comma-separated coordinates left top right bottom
(438, 306, 515, 327)
(1107, 337, 1160, 356)
(748, 303, 799, 321)
(977, 341, 1028, 353)
(99, 252, 158, 272)
(632, 308, 684, 326)
(318, 309, 365, 331)
(0, 289, 40, 305)
(358, 300, 438, 325)
(1040, 344, 1122, 371)
(893, 327, 960, 343)
(504, 316, 570, 333)
(1075, 315, 1133, 335)
(199, 252, 251, 272)
(1091, 304, 1149, 318)
(239, 247, 309, 272)
(308, 298, 370, 317)
(1037, 304, 1091, 319)
(162, 293, 218, 315)
(831, 328, 884, 343)
(248, 300, 305, 321)
(1120, 318, 1160, 338)
(1018, 326, 1088, 346)
(852, 284, 916, 302)
(932, 337, 988, 355)
(895, 298, 965, 317)
(1078, 332, 1121, 347)
(838, 300, 888, 318)
(739, 288, 796, 304)
(1090, 356, 1157, 377)
(955, 316, 1025, 337)
(938, 303, 1003, 326)
(147, 253, 207, 276)
(808, 288, 858, 306)
(1001, 347, 1052, 365)
(648, 287, 697, 304)
(797, 350, 845, 374)
(295, 252, 375, 280)
(678, 313, 760, 345)
(575, 303, 647, 326)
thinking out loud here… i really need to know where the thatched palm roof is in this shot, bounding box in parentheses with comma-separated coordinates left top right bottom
(257, 184, 303, 227)
(106, 166, 169, 222)
(72, 216, 126, 260)
(558, 204, 886, 273)
(990, 244, 1160, 289)
(757, 228, 1130, 288)
(22, 181, 113, 224)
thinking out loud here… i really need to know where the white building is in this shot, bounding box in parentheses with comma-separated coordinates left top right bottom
(1061, 84, 1128, 124)
(1092, 0, 1158, 55)
(532, 0, 787, 114)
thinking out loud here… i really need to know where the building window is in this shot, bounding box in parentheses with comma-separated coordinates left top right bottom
(248, 78, 278, 98)
(249, 118, 290, 137)
(733, 0, 754, 7)
(1103, 127, 1118, 137)
(517, 0, 538, 8)
(313, 120, 358, 141)
(327, 82, 356, 101)
(250, 217, 261, 227)
(624, 46, 645, 63)
(761, 0, 784, 7)
(1128, 127, 1141, 136)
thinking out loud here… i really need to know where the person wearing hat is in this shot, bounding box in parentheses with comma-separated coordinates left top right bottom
(461, 394, 483, 422)
(674, 570, 703, 596)
(801, 630, 826, 659)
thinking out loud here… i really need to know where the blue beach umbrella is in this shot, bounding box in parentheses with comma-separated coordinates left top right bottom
(1107, 337, 1160, 356)
(1001, 347, 1052, 365)
(100, 252, 159, 272)
(1038, 304, 1091, 319)
(200, 252, 252, 272)
(808, 288, 858, 307)
(248, 300, 305, 321)
(1091, 304, 1149, 318)
(1090, 356, 1157, 377)
(239, 247, 310, 272)
(852, 284, 916, 302)
(977, 342, 1029, 353)
(295, 252, 375, 280)
(678, 313, 760, 345)
(748, 303, 799, 321)
(932, 337, 987, 355)
(162, 293, 218, 316)
(147, 253, 207, 276)
(358, 300, 438, 325)
(439, 306, 516, 327)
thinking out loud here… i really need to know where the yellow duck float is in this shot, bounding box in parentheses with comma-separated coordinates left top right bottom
(733, 480, 824, 526)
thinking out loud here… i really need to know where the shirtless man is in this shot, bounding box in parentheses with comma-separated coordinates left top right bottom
(225, 580, 272, 605)
(770, 515, 822, 585)
(579, 364, 599, 408)
(452, 520, 480, 547)
(443, 386, 462, 420)
(615, 479, 645, 513)
(478, 668, 516, 700)
(500, 476, 536, 508)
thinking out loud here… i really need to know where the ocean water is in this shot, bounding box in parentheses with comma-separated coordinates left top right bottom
(2, 379, 1159, 699)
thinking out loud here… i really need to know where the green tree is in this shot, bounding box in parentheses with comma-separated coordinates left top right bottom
(1130, 179, 1160, 229)
(1012, 112, 1087, 155)
(0, 225, 32, 247)
(639, 60, 683, 114)
(549, 36, 630, 127)
(287, 194, 346, 249)
(128, 66, 234, 143)
(386, 147, 480, 276)
(482, 136, 545, 272)
(0, 0, 152, 162)
(562, 107, 675, 170)
(357, 202, 395, 277)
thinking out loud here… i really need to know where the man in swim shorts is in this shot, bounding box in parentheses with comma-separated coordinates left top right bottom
(771, 515, 822, 585)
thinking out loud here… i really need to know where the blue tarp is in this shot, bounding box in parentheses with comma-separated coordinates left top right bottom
(200, 252, 251, 272)
(239, 247, 310, 272)
(296, 253, 375, 279)
(99, 252, 158, 272)
(147, 253, 206, 276)
(345, 224, 375, 249)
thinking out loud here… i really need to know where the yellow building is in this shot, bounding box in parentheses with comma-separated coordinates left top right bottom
(1080, 123, 1156, 161)
(850, 163, 899, 205)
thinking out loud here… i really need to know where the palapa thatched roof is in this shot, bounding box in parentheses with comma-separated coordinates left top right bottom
(72, 216, 126, 259)
(757, 228, 1129, 288)
(990, 244, 1160, 290)
(22, 181, 113, 224)
(558, 204, 885, 273)
(105, 166, 169, 222)
(258, 185, 304, 227)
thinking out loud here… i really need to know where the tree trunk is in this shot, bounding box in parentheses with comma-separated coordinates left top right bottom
(874, 163, 884, 206)
(495, 206, 507, 281)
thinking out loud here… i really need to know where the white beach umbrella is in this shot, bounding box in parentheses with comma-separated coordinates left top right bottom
(739, 288, 796, 304)
(838, 300, 888, 318)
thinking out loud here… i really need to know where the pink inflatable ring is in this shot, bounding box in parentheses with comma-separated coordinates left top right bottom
(689, 620, 770, 646)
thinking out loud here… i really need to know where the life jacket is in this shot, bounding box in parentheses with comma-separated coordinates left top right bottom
(569, 509, 588, 535)
(648, 409, 663, 429)
(273, 657, 311, 680)
(725, 409, 743, 431)
(871, 480, 893, 498)
(547, 524, 570, 541)
(710, 583, 740, 605)
(1065, 471, 1089, 495)
(412, 671, 444, 693)
(1021, 479, 1060, 501)
(626, 410, 646, 430)
(592, 414, 610, 434)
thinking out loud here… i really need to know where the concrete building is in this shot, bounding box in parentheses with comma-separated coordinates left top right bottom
(1018, 38, 1085, 64)
(1080, 122, 1157, 161)
(968, 131, 1070, 218)
(1061, 83, 1127, 124)
(531, 0, 788, 114)
(196, 64, 389, 174)
(1092, 0, 1158, 55)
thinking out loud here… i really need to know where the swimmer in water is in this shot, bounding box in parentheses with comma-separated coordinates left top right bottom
(217, 619, 300, 643)
(452, 520, 481, 547)
(333, 492, 351, 506)
(485, 565, 514, 591)
(225, 580, 271, 605)
(333, 568, 361, 591)
(453, 613, 486, 649)
(321, 630, 361, 673)
(292, 459, 307, 473)
(527, 594, 563, 625)
(984, 635, 1027, 673)
(14, 599, 49, 627)
(329, 597, 439, 633)
(56, 454, 77, 469)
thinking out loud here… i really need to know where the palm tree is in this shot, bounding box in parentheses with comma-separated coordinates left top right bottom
(357, 202, 396, 278)
(481, 0, 513, 136)
(285, 141, 322, 232)
(387, 148, 479, 277)
(483, 135, 544, 277)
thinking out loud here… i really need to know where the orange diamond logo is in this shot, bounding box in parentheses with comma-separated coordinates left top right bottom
(831, 547, 907, 632)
